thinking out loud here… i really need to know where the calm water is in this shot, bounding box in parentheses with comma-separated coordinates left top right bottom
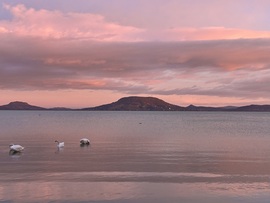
(1, 111, 270, 203)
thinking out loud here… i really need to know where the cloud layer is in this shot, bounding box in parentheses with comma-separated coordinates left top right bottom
(0, 4, 144, 41)
(1, 4, 270, 106)
(1, 33, 270, 99)
(2, 4, 270, 42)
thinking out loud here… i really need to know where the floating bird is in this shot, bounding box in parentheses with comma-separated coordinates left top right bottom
(55, 140, 64, 148)
(80, 138, 90, 145)
(9, 144, 24, 152)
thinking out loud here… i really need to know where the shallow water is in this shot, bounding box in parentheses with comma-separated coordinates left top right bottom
(1, 111, 270, 202)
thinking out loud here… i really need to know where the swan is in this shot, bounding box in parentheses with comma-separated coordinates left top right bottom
(80, 138, 90, 145)
(55, 140, 64, 148)
(9, 144, 24, 152)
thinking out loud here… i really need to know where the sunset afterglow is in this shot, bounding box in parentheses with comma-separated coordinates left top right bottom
(1, 0, 270, 108)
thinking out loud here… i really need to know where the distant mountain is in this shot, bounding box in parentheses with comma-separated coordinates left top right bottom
(83, 96, 185, 111)
(84, 97, 270, 111)
(185, 104, 221, 111)
(234, 104, 270, 112)
(1, 98, 270, 112)
(219, 106, 238, 110)
(48, 107, 73, 111)
(0, 101, 45, 110)
(185, 104, 270, 112)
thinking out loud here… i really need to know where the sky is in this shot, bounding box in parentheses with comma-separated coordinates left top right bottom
(1, 0, 270, 108)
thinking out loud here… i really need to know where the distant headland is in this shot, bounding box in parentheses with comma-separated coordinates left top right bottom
(1, 96, 270, 112)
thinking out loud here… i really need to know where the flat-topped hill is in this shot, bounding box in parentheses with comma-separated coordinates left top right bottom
(83, 96, 185, 111)
(0, 101, 45, 110)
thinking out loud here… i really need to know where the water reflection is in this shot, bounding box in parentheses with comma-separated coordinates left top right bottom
(55, 147, 64, 154)
(1, 111, 270, 202)
(9, 150, 22, 159)
(80, 143, 90, 148)
(0, 181, 270, 203)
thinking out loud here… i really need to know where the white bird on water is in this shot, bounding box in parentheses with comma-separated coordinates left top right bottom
(80, 138, 90, 145)
(55, 140, 64, 148)
(9, 144, 24, 152)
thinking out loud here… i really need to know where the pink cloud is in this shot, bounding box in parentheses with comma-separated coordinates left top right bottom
(2, 4, 270, 42)
(1, 4, 144, 41)
(164, 27, 270, 41)
(1, 4, 270, 107)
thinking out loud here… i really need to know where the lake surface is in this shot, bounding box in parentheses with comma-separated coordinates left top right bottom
(1, 111, 270, 203)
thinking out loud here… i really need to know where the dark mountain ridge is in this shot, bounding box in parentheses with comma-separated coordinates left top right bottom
(1, 97, 270, 111)
(0, 101, 73, 111)
(0, 101, 46, 110)
(83, 96, 185, 111)
(234, 104, 270, 112)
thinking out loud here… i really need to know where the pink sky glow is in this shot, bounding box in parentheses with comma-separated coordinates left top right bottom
(0, 2, 270, 108)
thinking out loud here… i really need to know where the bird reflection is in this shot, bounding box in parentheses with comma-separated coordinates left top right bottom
(55, 147, 64, 154)
(9, 150, 22, 158)
(80, 143, 91, 151)
(80, 143, 90, 147)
